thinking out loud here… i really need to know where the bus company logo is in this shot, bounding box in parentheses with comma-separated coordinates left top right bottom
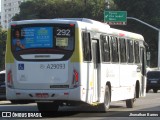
(18, 64, 24, 70)
(40, 64, 45, 69)
(2, 112, 11, 117)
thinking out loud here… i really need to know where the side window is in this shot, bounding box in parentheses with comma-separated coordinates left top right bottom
(127, 39, 134, 63)
(119, 38, 127, 63)
(111, 37, 119, 63)
(134, 41, 140, 63)
(82, 32, 92, 61)
(101, 35, 110, 62)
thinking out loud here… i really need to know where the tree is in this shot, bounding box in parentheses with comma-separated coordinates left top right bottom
(113, 0, 160, 67)
(12, 0, 112, 21)
(113, 0, 160, 27)
(0, 27, 7, 70)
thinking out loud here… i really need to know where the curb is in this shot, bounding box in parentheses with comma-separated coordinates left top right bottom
(0, 101, 11, 104)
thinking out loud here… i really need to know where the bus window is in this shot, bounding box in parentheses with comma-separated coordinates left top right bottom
(101, 35, 110, 62)
(11, 25, 75, 52)
(10, 24, 75, 61)
(127, 39, 134, 63)
(119, 38, 127, 63)
(111, 37, 119, 63)
(82, 32, 92, 61)
(134, 41, 140, 63)
(11, 27, 54, 51)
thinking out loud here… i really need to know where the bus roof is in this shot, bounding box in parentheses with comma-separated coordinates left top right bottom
(110, 28, 144, 41)
(9, 18, 143, 40)
(9, 18, 110, 32)
(9, 18, 109, 27)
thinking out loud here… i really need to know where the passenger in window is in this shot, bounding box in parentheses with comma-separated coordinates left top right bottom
(12, 29, 25, 51)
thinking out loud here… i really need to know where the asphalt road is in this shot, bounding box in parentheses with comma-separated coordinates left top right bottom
(0, 90, 160, 120)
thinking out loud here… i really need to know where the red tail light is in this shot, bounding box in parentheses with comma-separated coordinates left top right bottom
(74, 69, 79, 82)
(72, 69, 79, 88)
(7, 70, 13, 88)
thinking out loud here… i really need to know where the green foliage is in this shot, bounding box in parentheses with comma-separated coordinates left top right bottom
(12, 0, 108, 21)
(113, 0, 160, 67)
(113, 0, 160, 27)
(0, 27, 7, 70)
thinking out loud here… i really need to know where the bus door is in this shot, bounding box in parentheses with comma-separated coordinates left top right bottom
(92, 39, 100, 102)
(140, 47, 146, 97)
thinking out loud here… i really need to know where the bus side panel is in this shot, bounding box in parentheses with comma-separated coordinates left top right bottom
(119, 64, 138, 100)
(5, 29, 15, 100)
(100, 64, 120, 102)
(70, 27, 83, 63)
(70, 27, 95, 104)
(69, 27, 90, 103)
(5, 29, 14, 64)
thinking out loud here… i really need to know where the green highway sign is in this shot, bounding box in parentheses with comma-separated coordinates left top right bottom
(104, 11, 127, 25)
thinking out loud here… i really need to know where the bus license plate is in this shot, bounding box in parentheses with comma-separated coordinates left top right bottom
(151, 81, 157, 84)
(35, 93, 49, 98)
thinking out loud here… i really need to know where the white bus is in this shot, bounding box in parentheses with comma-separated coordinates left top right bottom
(5, 18, 147, 112)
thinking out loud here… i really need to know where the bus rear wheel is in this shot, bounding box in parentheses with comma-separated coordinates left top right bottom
(153, 89, 158, 93)
(126, 99, 134, 108)
(37, 102, 59, 113)
(126, 88, 136, 108)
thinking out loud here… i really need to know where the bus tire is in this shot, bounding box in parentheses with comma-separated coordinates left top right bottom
(37, 102, 59, 113)
(146, 89, 149, 93)
(153, 89, 158, 93)
(98, 85, 110, 112)
(126, 88, 136, 108)
(126, 99, 134, 108)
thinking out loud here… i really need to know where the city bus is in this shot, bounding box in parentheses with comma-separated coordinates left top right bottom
(5, 18, 147, 112)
